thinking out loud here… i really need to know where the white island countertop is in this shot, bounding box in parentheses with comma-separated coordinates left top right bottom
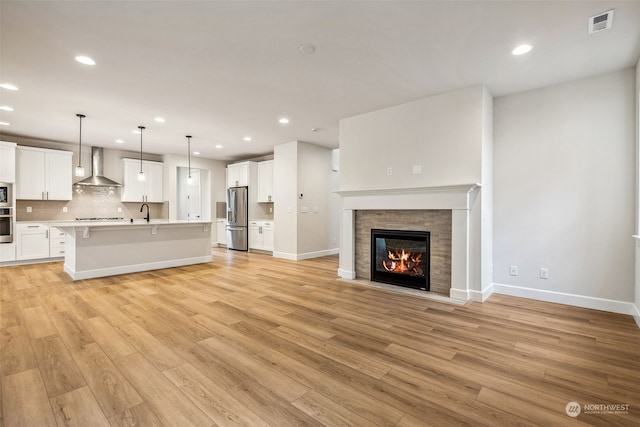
(50, 220, 213, 280)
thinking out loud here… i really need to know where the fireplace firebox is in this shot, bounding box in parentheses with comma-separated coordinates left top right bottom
(370, 229, 430, 291)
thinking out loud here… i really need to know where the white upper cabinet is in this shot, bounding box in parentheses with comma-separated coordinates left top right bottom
(257, 160, 273, 203)
(226, 162, 250, 187)
(121, 158, 164, 203)
(0, 141, 16, 183)
(16, 146, 72, 200)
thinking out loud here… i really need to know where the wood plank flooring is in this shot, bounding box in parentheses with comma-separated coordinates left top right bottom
(1, 248, 639, 426)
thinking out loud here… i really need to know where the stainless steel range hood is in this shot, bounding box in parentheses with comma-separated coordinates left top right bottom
(75, 147, 121, 187)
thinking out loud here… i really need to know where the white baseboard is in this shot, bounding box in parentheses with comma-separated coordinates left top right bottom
(468, 283, 494, 302)
(273, 248, 339, 261)
(64, 255, 213, 280)
(338, 268, 356, 279)
(492, 282, 637, 318)
(633, 303, 640, 328)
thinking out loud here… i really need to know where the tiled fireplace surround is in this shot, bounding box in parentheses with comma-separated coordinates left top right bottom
(338, 184, 480, 301)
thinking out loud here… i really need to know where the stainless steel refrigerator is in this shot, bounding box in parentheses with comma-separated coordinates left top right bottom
(226, 186, 248, 251)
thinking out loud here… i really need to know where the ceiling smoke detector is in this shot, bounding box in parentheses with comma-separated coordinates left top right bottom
(588, 10, 614, 34)
(299, 44, 316, 55)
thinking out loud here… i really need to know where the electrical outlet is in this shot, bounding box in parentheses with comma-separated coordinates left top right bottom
(509, 265, 518, 276)
(540, 268, 549, 279)
(26, 206, 32, 213)
(117, 207, 122, 213)
(62, 207, 68, 213)
(387, 167, 393, 176)
(269, 207, 273, 213)
(412, 165, 422, 174)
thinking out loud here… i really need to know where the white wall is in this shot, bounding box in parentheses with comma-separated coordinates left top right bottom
(273, 141, 337, 259)
(162, 153, 227, 222)
(494, 69, 636, 304)
(635, 59, 640, 325)
(297, 142, 335, 255)
(273, 142, 298, 257)
(339, 85, 486, 191)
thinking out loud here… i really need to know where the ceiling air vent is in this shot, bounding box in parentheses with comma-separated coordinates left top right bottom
(588, 9, 614, 34)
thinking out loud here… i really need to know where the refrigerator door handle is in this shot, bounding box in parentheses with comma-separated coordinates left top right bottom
(227, 227, 244, 231)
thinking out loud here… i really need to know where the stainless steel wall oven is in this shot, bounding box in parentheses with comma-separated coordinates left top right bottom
(0, 183, 13, 243)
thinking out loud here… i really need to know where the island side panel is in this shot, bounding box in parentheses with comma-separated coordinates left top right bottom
(62, 223, 212, 280)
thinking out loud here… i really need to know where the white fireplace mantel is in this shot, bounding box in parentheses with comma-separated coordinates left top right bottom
(337, 183, 481, 301)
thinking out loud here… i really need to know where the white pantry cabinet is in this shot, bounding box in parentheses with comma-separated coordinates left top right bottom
(16, 223, 49, 260)
(0, 141, 17, 183)
(249, 220, 273, 252)
(16, 146, 72, 200)
(216, 219, 226, 246)
(121, 158, 164, 203)
(257, 160, 273, 203)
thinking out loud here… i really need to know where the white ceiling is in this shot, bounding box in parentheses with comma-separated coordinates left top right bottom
(1, 1, 639, 161)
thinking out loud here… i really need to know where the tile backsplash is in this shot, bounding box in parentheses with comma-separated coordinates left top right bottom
(16, 186, 167, 222)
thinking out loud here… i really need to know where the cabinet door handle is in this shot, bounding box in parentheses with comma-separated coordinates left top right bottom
(27, 225, 40, 228)
(42, 191, 44, 200)
(46, 230, 49, 239)
(46, 191, 49, 200)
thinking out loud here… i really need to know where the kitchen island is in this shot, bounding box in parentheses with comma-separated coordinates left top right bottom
(49, 220, 212, 280)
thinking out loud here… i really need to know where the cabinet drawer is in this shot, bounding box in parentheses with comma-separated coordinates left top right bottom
(50, 227, 65, 238)
(50, 239, 66, 249)
(50, 248, 66, 257)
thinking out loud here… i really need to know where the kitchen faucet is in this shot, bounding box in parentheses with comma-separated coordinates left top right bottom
(140, 203, 150, 222)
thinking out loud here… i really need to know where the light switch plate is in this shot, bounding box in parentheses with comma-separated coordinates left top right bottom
(26, 206, 32, 213)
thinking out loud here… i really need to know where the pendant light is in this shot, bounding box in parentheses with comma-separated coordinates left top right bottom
(186, 135, 193, 185)
(75, 114, 86, 177)
(137, 125, 146, 181)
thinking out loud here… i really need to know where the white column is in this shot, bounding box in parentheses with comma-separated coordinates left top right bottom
(450, 208, 470, 300)
(338, 209, 355, 279)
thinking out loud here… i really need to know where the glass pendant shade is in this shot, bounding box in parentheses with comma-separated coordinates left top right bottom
(138, 171, 145, 181)
(75, 165, 85, 177)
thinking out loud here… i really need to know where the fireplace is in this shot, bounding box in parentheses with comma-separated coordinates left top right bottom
(371, 228, 430, 291)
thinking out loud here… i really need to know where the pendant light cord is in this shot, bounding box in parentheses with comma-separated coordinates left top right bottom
(138, 126, 145, 173)
(186, 135, 192, 178)
(76, 113, 85, 168)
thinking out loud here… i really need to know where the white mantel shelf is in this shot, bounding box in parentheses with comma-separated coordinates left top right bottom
(336, 183, 481, 197)
(53, 220, 213, 280)
(337, 183, 482, 301)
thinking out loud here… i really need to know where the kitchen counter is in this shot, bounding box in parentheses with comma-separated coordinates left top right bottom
(51, 220, 213, 280)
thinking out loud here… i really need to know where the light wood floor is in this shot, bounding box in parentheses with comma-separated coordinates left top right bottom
(1, 248, 639, 426)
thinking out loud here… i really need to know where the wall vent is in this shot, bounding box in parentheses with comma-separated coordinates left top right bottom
(588, 9, 614, 34)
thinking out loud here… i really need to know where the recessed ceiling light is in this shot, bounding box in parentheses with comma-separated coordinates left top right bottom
(154, 117, 165, 123)
(132, 129, 141, 134)
(75, 55, 96, 65)
(512, 44, 532, 56)
(215, 145, 223, 149)
(0, 106, 13, 111)
(279, 117, 290, 124)
(193, 151, 200, 155)
(115, 139, 124, 144)
(0, 83, 18, 91)
(0, 121, 10, 126)
(243, 136, 252, 142)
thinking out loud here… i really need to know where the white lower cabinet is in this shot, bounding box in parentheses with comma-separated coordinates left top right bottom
(249, 220, 273, 252)
(16, 223, 49, 260)
(49, 227, 66, 257)
(216, 219, 226, 246)
(0, 243, 16, 262)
